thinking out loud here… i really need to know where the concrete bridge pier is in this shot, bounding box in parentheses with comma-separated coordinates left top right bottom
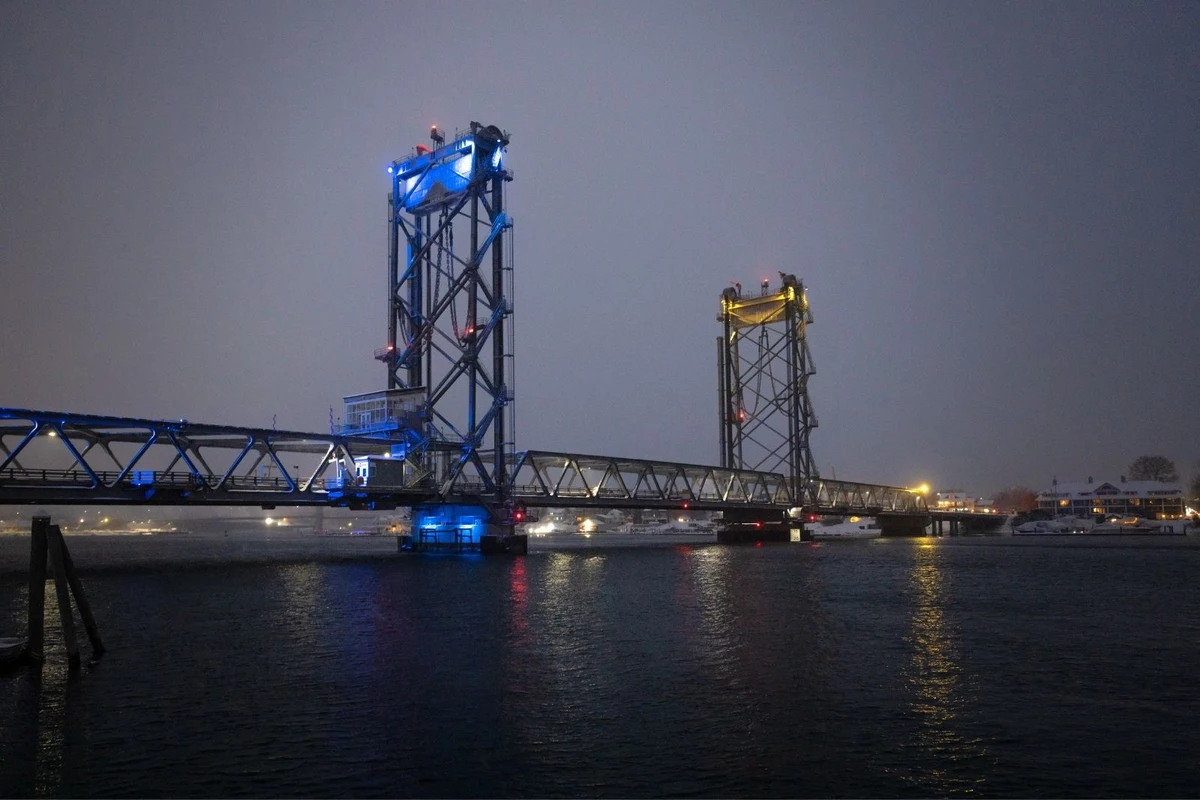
(717, 509, 810, 544)
(400, 504, 527, 554)
(876, 512, 932, 537)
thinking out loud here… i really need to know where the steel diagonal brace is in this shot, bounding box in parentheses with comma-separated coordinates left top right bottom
(261, 439, 297, 492)
(550, 458, 575, 498)
(0, 420, 41, 474)
(166, 431, 207, 488)
(302, 443, 337, 492)
(53, 424, 101, 487)
(426, 269, 475, 325)
(602, 463, 630, 499)
(185, 442, 219, 487)
(441, 450, 496, 496)
(0, 441, 24, 472)
(633, 466, 662, 500)
(0, 436, 28, 472)
(213, 436, 256, 491)
(398, 193, 472, 277)
(523, 454, 553, 498)
(109, 430, 159, 487)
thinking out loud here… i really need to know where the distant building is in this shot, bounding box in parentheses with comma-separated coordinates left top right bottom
(936, 492, 977, 512)
(1036, 477, 1186, 519)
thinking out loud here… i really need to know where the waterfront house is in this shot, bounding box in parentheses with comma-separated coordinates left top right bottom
(1036, 477, 1186, 519)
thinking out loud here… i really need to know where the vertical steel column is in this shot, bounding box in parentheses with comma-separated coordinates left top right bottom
(388, 188, 399, 390)
(784, 292, 800, 500)
(491, 170, 507, 501)
(468, 193, 479, 439)
(716, 336, 727, 469)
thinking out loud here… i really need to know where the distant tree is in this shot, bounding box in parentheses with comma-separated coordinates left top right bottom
(1128, 455, 1178, 482)
(992, 486, 1038, 513)
(1190, 474, 1200, 508)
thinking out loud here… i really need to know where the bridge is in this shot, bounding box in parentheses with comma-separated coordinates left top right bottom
(0, 121, 944, 550)
(0, 409, 922, 516)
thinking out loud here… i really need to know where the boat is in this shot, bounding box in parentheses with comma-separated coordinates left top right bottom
(0, 637, 26, 665)
(1013, 519, 1076, 535)
(812, 516, 880, 539)
(1089, 516, 1181, 535)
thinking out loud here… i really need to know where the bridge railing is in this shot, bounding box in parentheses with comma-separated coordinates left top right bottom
(0, 467, 332, 493)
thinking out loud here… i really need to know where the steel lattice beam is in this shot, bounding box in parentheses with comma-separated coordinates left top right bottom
(718, 273, 818, 497)
(377, 122, 515, 501)
(0, 408, 925, 514)
(0, 408, 437, 508)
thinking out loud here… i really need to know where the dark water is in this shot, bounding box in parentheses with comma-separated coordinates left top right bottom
(2, 537, 1199, 797)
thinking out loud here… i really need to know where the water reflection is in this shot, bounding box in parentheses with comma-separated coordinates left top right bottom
(0, 588, 82, 799)
(277, 563, 324, 650)
(687, 547, 737, 682)
(903, 541, 988, 793)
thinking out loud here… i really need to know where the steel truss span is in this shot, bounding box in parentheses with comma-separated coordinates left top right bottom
(509, 450, 794, 510)
(0, 408, 435, 507)
(0, 408, 924, 514)
(508, 451, 926, 514)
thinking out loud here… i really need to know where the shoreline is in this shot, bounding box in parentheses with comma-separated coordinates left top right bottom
(0, 530, 722, 576)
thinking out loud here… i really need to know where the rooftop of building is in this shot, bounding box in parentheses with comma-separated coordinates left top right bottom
(1037, 479, 1183, 499)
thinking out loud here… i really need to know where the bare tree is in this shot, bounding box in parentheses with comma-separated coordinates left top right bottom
(1128, 455, 1178, 482)
(992, 486, 1038, 513)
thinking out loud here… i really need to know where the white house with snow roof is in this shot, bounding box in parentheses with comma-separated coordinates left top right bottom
(1036, 477, 1186, 519)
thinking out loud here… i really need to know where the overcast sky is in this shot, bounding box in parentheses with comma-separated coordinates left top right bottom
(2, 1, 1197, 496)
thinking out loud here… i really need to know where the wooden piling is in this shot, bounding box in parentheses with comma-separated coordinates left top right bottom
(45, 525, 81, 668)
(26, 517, 49, 662)
(61, 535, 105, 656)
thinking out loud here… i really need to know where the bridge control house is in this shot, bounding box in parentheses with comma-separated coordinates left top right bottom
(1036, 478, 1186, 519)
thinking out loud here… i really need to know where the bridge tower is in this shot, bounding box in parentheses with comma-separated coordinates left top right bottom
(718, 273, 818, 503)
(370, 122, 515, 540)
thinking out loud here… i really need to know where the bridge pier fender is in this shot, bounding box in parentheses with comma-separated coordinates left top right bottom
(717, 508, 808, 544)
(876, 512, 932, 537)
(410, 504, 491, 552)
(480, 531, 527, 555)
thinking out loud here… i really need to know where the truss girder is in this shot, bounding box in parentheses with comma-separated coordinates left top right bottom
(0, 408, 438, 506)
(508, 450, 794, 510)
(0, 409, 925, 513)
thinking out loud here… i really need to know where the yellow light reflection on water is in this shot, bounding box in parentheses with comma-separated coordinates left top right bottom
(903, 543, 988, 793)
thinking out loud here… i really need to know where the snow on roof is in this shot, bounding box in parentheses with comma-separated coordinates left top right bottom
(1037, 480, 1183, 498)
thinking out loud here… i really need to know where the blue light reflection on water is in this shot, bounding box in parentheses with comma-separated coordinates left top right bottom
(1, 538, 1199, 797)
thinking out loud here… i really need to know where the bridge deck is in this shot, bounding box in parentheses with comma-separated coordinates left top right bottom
(0, 408, 925, 515)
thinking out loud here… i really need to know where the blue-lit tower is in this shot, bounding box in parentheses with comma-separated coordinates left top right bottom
(369, 122, 515, 544)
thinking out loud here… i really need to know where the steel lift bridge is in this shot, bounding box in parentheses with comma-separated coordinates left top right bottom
(0, 122, 927, 551)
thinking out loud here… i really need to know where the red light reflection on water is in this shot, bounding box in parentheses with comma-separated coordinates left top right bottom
(507, 558, 530, 641)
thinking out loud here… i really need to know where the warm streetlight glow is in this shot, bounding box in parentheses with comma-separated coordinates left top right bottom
(917, 483, 930, 494)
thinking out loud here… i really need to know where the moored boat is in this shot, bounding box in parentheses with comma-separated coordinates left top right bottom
(0, 637, 26, 665)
